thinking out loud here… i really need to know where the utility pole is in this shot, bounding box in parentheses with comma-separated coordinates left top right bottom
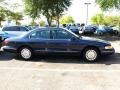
(84, 3, 91, 25)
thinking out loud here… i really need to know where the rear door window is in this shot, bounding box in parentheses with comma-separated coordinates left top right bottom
(29, 30, 50, 39)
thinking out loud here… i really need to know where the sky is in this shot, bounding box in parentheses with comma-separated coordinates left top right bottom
(67, 0, 101, 23)
(2, 0, 120, 25)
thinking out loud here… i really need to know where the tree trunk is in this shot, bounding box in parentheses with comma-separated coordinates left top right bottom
(47, 17, 52, 27)
(56, 1, 60, 28)
(57, 15, 60, 28)
(32, 18, 35, 23)
(0, 21, 1, 27)
(15, 20, 17, 25)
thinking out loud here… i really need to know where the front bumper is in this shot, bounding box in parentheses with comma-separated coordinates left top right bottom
(101, 48, 115, 55)
(2, 46, 17, 53)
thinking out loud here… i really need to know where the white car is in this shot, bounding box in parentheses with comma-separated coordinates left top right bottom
(2, 26, 30, 36)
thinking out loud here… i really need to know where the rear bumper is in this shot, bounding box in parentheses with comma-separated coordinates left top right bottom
(2, 46, 17, 53)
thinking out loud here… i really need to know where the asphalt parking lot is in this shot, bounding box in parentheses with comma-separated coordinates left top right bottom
(0, 39, 120, 90)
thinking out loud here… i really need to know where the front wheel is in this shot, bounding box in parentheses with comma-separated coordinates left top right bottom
(19, 47, 33, 60)
(83, 47, 99, 62)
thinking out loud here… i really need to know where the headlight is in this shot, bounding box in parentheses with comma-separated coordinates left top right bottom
(105, 45, 113, 49)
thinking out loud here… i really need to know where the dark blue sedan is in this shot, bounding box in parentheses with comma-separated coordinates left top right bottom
(2, 27, 115, 62)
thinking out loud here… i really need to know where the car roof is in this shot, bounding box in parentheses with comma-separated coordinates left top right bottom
(3, 26, 26, 28)
(27, 27, 65, 33)
(37, 27, 65, 30)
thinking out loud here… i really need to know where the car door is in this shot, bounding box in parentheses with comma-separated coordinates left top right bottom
(28, 30, 51, 52)
(47, 29, 72, 52)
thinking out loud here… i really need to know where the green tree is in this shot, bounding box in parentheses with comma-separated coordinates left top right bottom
(91, 13, 120, 28)
(39, 20, 45, 26)
(10, 12, 23, 25)
(0, 6, 12, 26)
(0, 7, 5, 27)
(60, 16, 75, 24)
(105, 16, 120, 26)
(23, 0, 72, 27)
(91, 13, 104, 25)
(96, 0, 120, 10)
(0, 0, 4, 2)
(30, 21, 38, 26)
(24, 0, 40, 24)
(51, 0, 72, 27)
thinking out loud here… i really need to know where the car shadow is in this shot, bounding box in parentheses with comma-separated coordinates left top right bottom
(0, 52, 15, 61)
(0, 52, 120, 65)
(15, 53, 120, 65)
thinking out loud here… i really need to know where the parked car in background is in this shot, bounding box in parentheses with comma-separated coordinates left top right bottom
(31, 25, 40, 29)
(24, 25, 33, 30)
(0, 30, 2, 49)
(0, 30, 17, 41)
(69, 24, 79, 34)
(95, 26, 118, 36)
(111, 26, 119, 35)
(2, 26, 30, 36)
(2, 27, 114, 62)
(0, 29, 16, 50)
(79, 25, 97, 34)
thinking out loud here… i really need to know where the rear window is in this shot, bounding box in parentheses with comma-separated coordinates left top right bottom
(3, 27, 20, 31)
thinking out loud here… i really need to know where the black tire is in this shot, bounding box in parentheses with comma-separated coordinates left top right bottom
(18, 47, 33, 60)
(82, 47, 99, 62)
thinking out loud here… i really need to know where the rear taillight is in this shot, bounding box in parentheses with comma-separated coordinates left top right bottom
(3, 40, 9, 46)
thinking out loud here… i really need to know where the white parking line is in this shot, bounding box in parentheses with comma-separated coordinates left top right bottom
(0, 67, 120, 72)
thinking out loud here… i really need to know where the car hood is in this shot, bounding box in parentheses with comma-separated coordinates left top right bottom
(81, 36, 110, 44)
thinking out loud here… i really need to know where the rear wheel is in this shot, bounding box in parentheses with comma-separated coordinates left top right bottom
(19, 47, 33, 60)
(83, 47, 99, 62)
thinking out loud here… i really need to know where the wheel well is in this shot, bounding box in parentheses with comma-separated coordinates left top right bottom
(82, 46, 101, 55)
(17, 45, 33, 53)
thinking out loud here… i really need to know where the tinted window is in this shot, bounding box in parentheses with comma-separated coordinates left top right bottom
(3, 27, 20, 31)
(30, 30, 50, 39)
(20, 27, 28, 31)
(52, 30, 71, 39)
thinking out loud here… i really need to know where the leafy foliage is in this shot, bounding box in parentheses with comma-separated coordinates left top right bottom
(91, 13, 120, 27)
(10, 12, 23, 25)
(39, 20, 45, 26)
(0, 6, 13, 26)
(96, 0, 120, 10)
(60, 16, 75, 24)
(91, 13, 104, 25)
(0, 0, 23, 26)
(23, 0, 72, 26)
